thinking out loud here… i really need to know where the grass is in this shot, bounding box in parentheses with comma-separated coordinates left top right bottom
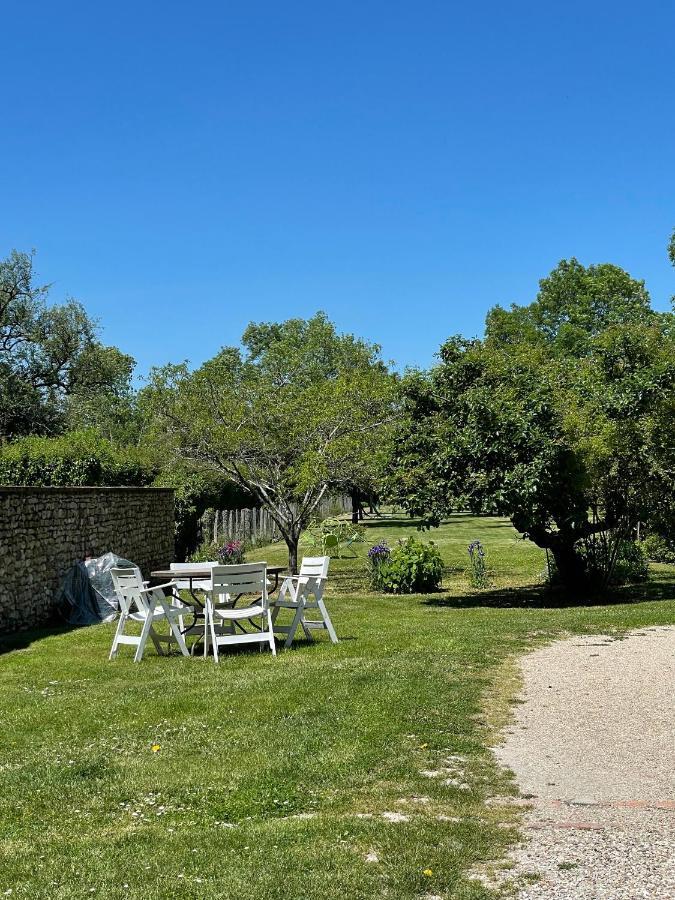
(1, 514, 674, 899)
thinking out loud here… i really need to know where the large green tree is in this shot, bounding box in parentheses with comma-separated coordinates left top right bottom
(0, 250, 134, 440)
(388, 258, 675, 591)
(147, 313, 396, 571)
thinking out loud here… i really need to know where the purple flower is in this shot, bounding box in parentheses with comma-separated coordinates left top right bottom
(368, 542, 390, 562)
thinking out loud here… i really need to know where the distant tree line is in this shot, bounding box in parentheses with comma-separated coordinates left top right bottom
(1, 231, 674, 585)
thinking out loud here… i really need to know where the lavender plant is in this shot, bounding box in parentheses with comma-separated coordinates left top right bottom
(367, 541, 391, 588)
(467, 539, 489, 588)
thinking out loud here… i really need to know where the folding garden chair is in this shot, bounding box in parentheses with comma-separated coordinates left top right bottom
(271, 556, 337, 648)
(109, 567, 189, 662)
(202, 563, 277, 662)
(169, 561, 215, 649)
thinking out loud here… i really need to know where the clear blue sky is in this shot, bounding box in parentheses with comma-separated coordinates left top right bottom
(2, 1, 673, 377)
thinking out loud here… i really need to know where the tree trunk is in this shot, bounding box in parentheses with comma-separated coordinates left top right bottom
(351, 488, 360, 525)
(286, 534, 300, 574)
(549, 538, 589, 590)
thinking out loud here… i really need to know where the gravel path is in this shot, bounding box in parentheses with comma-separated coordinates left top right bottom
(494, 627, 675, 899)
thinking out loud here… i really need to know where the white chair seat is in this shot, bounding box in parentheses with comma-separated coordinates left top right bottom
(212, 603, 265, 620)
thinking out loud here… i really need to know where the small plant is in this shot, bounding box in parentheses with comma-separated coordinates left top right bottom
(367, 541, 391, 588)
(189, 539, 247, 564)
(372, 536, 444, 594)
(217, 539, 245, 564)
(467, 539, 490, 588)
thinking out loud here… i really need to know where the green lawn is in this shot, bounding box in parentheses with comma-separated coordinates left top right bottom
(1, 515, 674, 899)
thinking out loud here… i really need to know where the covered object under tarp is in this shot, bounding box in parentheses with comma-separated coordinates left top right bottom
(57, 552, 136, 625)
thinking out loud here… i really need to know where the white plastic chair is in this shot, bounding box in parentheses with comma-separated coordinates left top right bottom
(169, 561, 216, 647)
(271, 556, 337, 648)
(109, 567, 189, 662)
(203, 563, 277, 663)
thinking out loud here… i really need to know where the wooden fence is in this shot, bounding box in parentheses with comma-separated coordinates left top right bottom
(203, 495, 351, 547)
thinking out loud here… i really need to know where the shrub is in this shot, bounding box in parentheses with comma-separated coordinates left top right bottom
(190, 539, 247, 564)
(372, 536, 444, 594)
(546, 538, 649, 588)
(0, 430, 153, 486)
(640, 533, 675, 564)
(467, 539, 490, 588)
(609, 540, 649, 584)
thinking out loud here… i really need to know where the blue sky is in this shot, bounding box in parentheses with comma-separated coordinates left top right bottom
(2, 0, 673, 377)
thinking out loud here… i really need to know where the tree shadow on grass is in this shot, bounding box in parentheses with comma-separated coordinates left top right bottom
(425, 575, 675, 610)
(0, 624, 79, 656)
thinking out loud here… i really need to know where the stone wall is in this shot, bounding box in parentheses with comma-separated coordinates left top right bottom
(0, 487, 175, 633)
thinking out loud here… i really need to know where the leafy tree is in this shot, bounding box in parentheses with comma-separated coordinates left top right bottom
(147, 313, 396, 571)
(388, 259, 675, 591)
(0, 250, 134, 440)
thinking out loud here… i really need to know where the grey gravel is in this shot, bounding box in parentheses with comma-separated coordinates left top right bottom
(494, 627, 675, 899)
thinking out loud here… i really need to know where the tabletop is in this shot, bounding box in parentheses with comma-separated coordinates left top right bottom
(150, 564, 287, 582)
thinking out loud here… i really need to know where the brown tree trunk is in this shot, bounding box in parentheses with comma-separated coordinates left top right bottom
(286, 534, 299, 574)
(351, 489, 361, 525)
(549, 537, 589, 590)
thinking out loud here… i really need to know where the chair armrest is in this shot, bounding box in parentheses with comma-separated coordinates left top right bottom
(139, 580, 178, 594)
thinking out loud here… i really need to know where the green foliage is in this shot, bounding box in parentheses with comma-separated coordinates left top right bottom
(387, 257, 675, 590)
(146, 312, 396, 570)
(547, 538, 649, 587)
(152, 462, 253, 561)
(640, 533, 675, 564)
(0, 430, 153, 486)
(189, 539, 247, 564)
(372, 536, 444, 594)
(609, 540, 649, 585)
(0, 250, 135, 440)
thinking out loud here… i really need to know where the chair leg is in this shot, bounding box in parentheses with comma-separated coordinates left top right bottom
(168, 616, 189, 657)
(209, 607, 220, 664)
(318, 599, 338, 643)
(203, 606, 211, 659)
(284, 605, 305, 649)
(134, 617, 154, 662)
(266, 610, 277, 656)
(109, 613, 128, 660)
(149, 626, 165, 655)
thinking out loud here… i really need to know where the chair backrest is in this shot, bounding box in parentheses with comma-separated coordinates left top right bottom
(210, 562, 268, 609)
(170, 561, 215, 590)
(111, 567, 149, 617)
(299, 556, 330, 580)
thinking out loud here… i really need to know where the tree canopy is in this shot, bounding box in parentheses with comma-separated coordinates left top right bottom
(147, 313, 396, 570)
(0, 250, 134, 440)
(387, 258, 675, 589)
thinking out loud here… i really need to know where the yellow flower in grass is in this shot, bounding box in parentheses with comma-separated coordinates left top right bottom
(422, 868, 433, 877)
(151, 744, 161, 753)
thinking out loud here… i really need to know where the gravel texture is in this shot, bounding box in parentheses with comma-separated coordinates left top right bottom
(494, 627, 675, 899)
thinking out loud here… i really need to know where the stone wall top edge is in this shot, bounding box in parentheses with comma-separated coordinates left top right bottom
(0, 486, 174, 495)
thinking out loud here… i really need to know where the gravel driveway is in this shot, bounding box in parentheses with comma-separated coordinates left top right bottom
(494, 627, 675, 899)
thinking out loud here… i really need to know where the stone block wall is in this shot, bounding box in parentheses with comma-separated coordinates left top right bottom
(0, 487, 175, 633)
